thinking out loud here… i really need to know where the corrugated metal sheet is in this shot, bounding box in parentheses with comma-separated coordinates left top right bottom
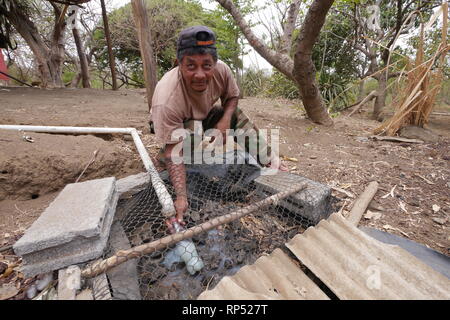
(197, 212, 450, 300)
(286, 213, 450, 300)
(197, 248, 329, 300)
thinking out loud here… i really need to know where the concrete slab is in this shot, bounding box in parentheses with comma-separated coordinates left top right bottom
(14, 177, 118, 277)
(14, 177, 117, 255)
(106, 222, 142, 300)
(116, 172, 149, 198)
(255, 171, 332, 225)
(90, 271, 112, 300)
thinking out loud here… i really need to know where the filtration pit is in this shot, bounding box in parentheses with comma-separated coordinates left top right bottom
(93, 155, 332, 300)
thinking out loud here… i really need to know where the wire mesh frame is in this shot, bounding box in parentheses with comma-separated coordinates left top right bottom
(94, 162, 327, 300)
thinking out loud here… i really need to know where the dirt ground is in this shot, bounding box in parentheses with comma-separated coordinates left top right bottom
(0, 86, 449, 266)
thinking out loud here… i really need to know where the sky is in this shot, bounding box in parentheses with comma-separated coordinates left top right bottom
(103, 0, 273, 71)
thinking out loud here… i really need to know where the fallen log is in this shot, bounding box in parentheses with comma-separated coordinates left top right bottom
(347, 181, 379, 226)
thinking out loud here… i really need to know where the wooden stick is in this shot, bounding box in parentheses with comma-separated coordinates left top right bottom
(369, 135, 423, 144)
(347, 181, 379, 226)
(348, 90, 377, 117)
(81, 183, 307, 278)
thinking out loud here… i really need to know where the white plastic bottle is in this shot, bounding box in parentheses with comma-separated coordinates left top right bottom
(172, 222, 204, 275)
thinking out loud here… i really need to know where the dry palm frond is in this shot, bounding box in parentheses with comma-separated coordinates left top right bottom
(374, 2, 448, 136)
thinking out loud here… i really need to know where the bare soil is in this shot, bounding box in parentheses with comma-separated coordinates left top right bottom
(0, 87, 448, 275)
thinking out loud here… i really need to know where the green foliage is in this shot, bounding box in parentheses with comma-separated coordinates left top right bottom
(92, 0, 245, 86)
(265, 70, 299, 99)
(242, 68, 270, 97)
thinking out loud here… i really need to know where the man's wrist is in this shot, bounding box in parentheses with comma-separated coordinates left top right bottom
(175, 192, 188, 199)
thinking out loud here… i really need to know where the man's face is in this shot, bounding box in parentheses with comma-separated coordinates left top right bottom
(179, 54, 216, 92)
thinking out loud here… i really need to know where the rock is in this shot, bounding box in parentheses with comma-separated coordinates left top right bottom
(36, 272, 53, 291)
(57, 266, 81, 300)
(399, 126, 439, 143)
(26, 284, 38, 299)
(364, 210, 382, 220)
(408, 199, 420, 207)
(355, 136, 369, 143)
(432, 204, 441, 213)
(432, 217, 447, 225)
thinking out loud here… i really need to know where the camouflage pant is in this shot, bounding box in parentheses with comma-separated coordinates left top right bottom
(156, 106, 272, 166)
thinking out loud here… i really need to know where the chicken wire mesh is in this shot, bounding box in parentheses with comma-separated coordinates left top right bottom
(87, 152, 331, 300)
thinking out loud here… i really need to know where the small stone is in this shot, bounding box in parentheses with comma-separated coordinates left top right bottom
(432, 204, 441, 213)
(309, 156, 317, 159)
(432, 217, 447, 225)
(26, 284, 38, 299)
(36, 272, 53, 291)
(364, 210, 382, 220)
(408, 199, 420, 207)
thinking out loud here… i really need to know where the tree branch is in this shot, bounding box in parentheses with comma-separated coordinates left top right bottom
(279, 0, 301, 55)
(215, 0, 294, 80)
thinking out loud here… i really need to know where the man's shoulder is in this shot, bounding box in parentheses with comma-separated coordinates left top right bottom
(152, 67, 182, 106)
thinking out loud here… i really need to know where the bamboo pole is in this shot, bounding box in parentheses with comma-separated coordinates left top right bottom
(81, 183, 308, 278)
(100, 0, 118, 90)
(131, 0, 158, 112)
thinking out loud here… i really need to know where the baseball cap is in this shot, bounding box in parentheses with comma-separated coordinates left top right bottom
(177, 26, 216, 53)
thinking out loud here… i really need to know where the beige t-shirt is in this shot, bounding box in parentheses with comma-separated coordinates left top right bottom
(151, 60, 240, 145)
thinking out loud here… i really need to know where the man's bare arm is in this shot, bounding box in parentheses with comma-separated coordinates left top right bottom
(215, 97, 238, 141)
(164, 143, 188, 224)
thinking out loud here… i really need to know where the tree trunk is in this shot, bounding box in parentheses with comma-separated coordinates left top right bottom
(131, 0, 158, 112)
(72, 27, 90, 88)
(373, 71, 387, 120)
(293, 0, 334, 126)
(357, 79, 365, 101)
(100, 0, 118, 90)
(4, 3, 66, 88)
(216, 0, 333, 125)
(279, 0, 301, 55)
(49, 12, 66, 88)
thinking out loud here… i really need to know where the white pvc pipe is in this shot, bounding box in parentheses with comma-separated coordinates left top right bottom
(0, 124, 176, 217)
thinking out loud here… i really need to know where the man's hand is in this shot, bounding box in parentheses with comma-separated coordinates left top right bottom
(174, 195, 188, 223)
(166, 196, 188, 234)
(267, 155, 289, 171)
